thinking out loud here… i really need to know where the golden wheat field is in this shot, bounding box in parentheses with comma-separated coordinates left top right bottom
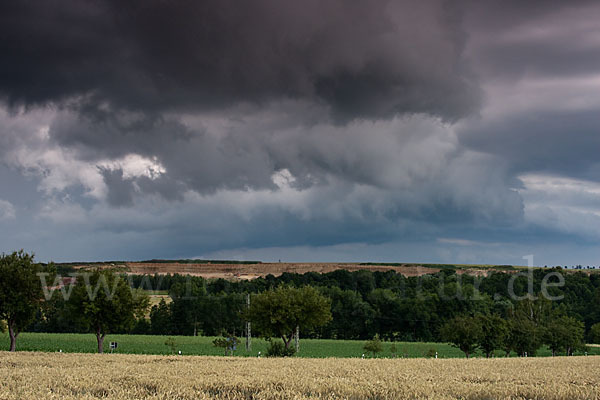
(1, 352, 599, 400)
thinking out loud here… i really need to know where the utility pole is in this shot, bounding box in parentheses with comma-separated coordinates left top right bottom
(246, 293, 251, 351)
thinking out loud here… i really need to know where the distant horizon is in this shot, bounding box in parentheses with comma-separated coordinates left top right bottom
(44, 256, 598, 270)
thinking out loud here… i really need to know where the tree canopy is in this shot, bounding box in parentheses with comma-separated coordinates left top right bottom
(440, 315, 482, 358)
(0, 250, 49, 351)
(67, 269, 149, 353)
(245, 286, 331, 348)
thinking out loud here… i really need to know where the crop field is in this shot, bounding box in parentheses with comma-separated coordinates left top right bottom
(1, 332, 464, 358)
(1, 352, 599, 399)
(2, 332, 598, 358)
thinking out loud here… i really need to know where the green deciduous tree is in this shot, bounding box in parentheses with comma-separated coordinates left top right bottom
(440, 315, 482, 358)
(68, 269, 149, 353)
(477, 313, 509, 358)
(0, 251, 50, 351)
(508, 316, 543, 357)
(589, 322, 600, 344)
(544, 315, 585, 356)
(245, 286, 331, 349)
(507, 297, 549, 357)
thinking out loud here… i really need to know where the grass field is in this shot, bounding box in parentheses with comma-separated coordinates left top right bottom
(2, 332, 598, 358)
(1, 352, 599, 399)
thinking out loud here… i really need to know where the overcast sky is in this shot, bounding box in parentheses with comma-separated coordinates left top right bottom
(1, 0, 599, 265)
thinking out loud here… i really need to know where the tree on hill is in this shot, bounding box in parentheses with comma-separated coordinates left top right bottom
(440, 315, 482, 358)
(477, 313, 509, 358)
(245, 286, 332, 349)
(0, 250, 50, 351)
(67, 269, 149, 353)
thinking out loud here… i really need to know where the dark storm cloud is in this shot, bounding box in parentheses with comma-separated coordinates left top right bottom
(456, 0, 600, 187)
(459, 111, 600, 181)
(0, 0, 479, 120)
(1, 0, 599, 265)
(465, 0, 600, 80)
(99, 168, 134, 207)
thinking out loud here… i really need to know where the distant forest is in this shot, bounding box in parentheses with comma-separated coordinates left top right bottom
(31, 268, 600, 343)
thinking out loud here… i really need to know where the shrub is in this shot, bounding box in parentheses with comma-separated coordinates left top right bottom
(213, 335, 238, 356)
(363, 334, 383, 357)
(164, 337, 177, 354)
(266, 340, 296, 357)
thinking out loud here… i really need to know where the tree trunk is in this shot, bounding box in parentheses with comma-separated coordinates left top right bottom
(96, 329, 106, 354)
(8, 321, 18, 352)
(552, 349, 556, 357)
(464, 351, 470, 359)
(486, 351, 492, 358)
(282, 335, 292, 349)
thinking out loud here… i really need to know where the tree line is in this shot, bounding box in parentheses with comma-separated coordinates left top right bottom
(3, 251, 600, 354)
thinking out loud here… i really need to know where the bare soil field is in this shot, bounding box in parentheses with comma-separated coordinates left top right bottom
(1, 352, 599, 399)
(74, 262, 444, 280)
(69, 261, 597, 280)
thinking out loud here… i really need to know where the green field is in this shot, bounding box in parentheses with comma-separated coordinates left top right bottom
(2, 332, 598, 358)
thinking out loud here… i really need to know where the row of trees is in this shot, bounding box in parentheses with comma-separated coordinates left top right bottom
(3, 250, 600, 355)
(441, 299, 586, 358)
(0, 251, 148, 352)
(125, 267, 600, 341)
(1, 251, 333, 353)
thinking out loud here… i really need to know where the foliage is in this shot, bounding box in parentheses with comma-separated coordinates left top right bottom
(588, 322, 600, 344)
(363, 334, 383, 356)
(0, 250, 50, 351)
(266, 340, 296, 357)
(213, 334, 239, 356)
(507, 317, 543, 357)
(506, 297, 549, 357)
(150, 299, 173, 335)
(477, 313, 509, 358)
(67, 269, 149, 353)
(440, 315, 482, 358)
(164, 337, 177, 354)
(117, 268, 600, 343)
(245, 286, 332, 348)
(544, 315, 585, 356)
